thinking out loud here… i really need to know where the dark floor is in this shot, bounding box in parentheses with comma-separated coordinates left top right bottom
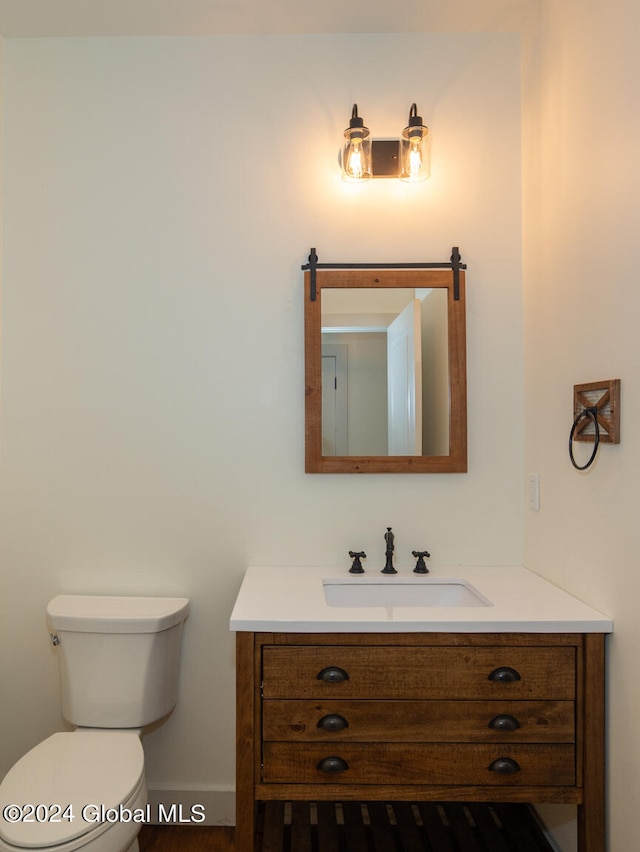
(138, 825, 234, 852)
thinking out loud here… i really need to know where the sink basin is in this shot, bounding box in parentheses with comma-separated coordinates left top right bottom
(323, 577, 491, 608)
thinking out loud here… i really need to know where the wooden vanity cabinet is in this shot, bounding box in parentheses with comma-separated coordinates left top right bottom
(235, 632, 606, 852)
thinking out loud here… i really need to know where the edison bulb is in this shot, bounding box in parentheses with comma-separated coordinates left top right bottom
(344, 139, 366, 180)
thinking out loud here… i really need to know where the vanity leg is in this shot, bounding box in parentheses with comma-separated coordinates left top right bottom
(236, 632, 257, 852)
(577, 633, 606, 852)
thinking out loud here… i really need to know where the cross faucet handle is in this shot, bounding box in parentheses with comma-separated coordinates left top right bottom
(348, 551, 366, 574)
(411, 550, 431, 574)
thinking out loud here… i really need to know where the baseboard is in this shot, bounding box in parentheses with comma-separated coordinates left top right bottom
(146, 788, 235, 826)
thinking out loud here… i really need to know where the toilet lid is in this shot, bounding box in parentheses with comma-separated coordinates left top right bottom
(0, 732, 144, 848)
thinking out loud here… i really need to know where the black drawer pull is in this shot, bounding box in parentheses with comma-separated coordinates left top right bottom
(488, 757, 521, 775)
(489, 714, 521, 732)
(317, 756, 349, 774)
(317, 666, 349, 684)
(318, 714, 349, 732)
(488, 666, 521, 683)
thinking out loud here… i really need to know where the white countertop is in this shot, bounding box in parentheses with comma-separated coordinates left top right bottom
(229, 565, 613, 633)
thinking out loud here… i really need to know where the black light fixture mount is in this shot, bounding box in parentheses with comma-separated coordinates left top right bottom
(371, 140, 400, 177)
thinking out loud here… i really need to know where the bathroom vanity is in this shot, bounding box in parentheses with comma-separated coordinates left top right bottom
(230, 566, 612, 852)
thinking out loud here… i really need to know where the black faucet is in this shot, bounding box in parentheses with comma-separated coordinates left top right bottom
(381, 527, 397, 574)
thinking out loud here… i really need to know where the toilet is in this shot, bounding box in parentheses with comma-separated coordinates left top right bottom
(0, 595, 190, 852)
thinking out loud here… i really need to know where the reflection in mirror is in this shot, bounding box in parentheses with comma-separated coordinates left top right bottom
(304, 264, 467, 474)
(321, 288, 448, 457)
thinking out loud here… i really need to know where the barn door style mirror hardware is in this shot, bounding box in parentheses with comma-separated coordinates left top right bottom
(302, 247, 465, 302)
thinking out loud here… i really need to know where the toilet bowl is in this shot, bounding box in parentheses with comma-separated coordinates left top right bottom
(0, 596, 189, 852)
(0, 733, 145, 852)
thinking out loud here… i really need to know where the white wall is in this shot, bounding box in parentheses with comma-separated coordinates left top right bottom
(523, 0, 640, 848)
(0, 33, 524, 820)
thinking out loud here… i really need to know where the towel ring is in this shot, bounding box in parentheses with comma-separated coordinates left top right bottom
(569, 406, 600, 470)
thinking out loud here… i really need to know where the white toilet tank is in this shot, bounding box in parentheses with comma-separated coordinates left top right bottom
(47, 595, 190, 728)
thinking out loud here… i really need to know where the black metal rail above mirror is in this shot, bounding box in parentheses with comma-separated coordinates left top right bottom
(302, 247, 466, 302)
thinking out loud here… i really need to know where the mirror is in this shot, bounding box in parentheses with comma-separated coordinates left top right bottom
(304, 266, 467, 473)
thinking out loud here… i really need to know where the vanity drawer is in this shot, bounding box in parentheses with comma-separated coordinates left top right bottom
(262, 699, 575, 743)
(261, 646, 576, 700)
(262, 742, 576, 786)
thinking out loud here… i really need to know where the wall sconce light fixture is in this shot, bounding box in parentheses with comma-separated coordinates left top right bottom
(340, 103, 430, 183)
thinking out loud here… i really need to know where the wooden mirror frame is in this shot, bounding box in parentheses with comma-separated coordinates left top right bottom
(304, 265, 467, 473)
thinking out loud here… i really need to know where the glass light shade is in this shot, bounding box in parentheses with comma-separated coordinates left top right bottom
(341, 105, 372, 182)
(400, 104, 430, 182)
